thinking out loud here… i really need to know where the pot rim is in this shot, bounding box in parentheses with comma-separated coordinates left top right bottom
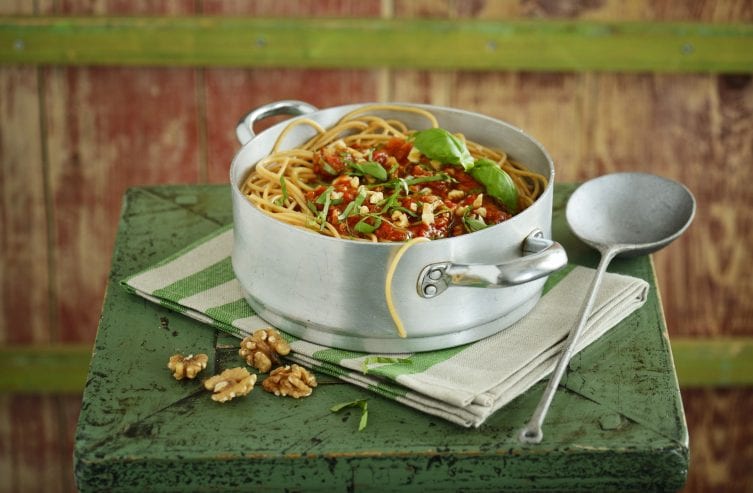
(229, 101, 556, 248)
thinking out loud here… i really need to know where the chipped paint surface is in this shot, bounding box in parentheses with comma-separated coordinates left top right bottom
(73, 185, 688, 491)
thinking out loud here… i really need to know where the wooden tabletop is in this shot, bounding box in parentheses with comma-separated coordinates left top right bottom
(73, 184, 688, 492)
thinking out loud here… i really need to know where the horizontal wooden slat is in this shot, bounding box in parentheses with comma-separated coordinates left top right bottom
(1, 338, 751, 393)
(0, 345, 91, 393)
(0, 16, 752, 72)
(671, 338, 753, 388)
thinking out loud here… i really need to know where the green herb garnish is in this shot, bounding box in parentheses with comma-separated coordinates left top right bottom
(314, 186, 335, 230)
(412, 128, 474, 170)
(338, 188, 368, 221)
(349, 161, 388, 181)
(321, 161, 338, 176)
(379, 187, 402, 214)
(279, 175, 289, 203)
(354, 216, 382, 234)
(330, 399, 369, 431)
(469, 158, 518, 213)
(463, 212, 489, 233)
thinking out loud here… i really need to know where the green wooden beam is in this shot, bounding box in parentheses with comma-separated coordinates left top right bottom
(0, 338, 751, 394)
(0, 344, 91, 393)
(0, 16, 751, 72)
(671, 337, 753, 388)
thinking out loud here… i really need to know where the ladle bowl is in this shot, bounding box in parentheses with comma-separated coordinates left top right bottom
(519, 172, 696, 443)
(566, 172, 696, 257)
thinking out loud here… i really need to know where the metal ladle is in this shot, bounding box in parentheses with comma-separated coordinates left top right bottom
(519, 172, 696, 444)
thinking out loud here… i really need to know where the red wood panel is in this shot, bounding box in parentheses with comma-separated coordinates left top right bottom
(0, 0, 51, 347)
(203, 68, 383, 183)
(43, 66, 202, 343)
(451, 72, 584, 179)
(201, 0, 382, 183)
(202, 0, 381, 16)
(458, 0, 753, 21)
(681, 388, 753, 492)
(0, 67, 52, 345)
(39, 1, 201, 343)
(0, 395, 79, 493)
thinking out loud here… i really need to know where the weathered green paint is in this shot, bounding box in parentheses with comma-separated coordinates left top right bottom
(73, 184, 688, 492)
(1, 16, 752, 72)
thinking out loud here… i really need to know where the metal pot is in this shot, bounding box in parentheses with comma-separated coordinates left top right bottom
(230, 101, 567, 352)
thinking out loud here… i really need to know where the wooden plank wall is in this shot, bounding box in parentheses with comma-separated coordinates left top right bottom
(1, 0, 752, 491)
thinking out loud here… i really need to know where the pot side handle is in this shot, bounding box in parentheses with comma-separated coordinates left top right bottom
(417, 230, 568, 298)
(235, 100, 319, 145)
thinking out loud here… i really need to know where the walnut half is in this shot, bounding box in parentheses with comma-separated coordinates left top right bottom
(168, 353, 208, 380)
(203, 367, 257, 402)
(262, 364, 317, 399)
(239, 328, 291, 373)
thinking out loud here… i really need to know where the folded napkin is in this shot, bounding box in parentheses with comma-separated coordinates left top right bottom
(121, 225, 649, 427)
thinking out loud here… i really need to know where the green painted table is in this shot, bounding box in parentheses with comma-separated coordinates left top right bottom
(74, 184, 688, 492)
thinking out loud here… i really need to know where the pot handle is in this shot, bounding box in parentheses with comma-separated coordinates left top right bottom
(417, 230, 567, 298)
(236, 100, 319, 145)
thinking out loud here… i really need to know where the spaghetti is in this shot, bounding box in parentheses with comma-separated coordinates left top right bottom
(240, 105, 548, 242)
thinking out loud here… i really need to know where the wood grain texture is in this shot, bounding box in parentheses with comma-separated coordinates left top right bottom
(34, 0, 203, 344)
(681, 388, 753, 492)
(0, 0, 751, 490)
(200, 0, 382, 183)
(0, 66, 52, 344)
(43, 66, 201, 342)
(0, 395, 80, 493)
(5, 16, 751, 71)
(203, 68, 382, 183)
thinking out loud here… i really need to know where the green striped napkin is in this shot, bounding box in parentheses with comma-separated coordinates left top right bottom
(121, 225, 649, 427)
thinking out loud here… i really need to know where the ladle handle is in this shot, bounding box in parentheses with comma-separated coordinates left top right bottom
(518, 248, 617, 444)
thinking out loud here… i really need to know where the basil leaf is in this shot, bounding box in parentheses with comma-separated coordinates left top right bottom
(379, 187, 402, 214)
(354, 216, 382, 234)
(322, 161, 338, 176)
(413, 128, 474, 170)
(463, 214, 488, 233)
(358, 402, 369, 431)
(353, 188, 368, 208)
(315, 186, 334, 205)
(315, 186, 334, 230)
(339, 187, 369, 221)
(330, 398, 369, 432)
(338, 201, 356, 221)
(404, 173, 451, 186)
(279, 175, 289, 203)
(469, 158, 518, 213)
(350, 161, 388, 181)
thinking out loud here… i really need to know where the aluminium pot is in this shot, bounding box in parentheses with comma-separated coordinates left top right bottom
(229, 101, 567, 353)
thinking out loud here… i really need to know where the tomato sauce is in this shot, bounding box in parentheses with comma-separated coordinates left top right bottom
(305, 137, 512, 241)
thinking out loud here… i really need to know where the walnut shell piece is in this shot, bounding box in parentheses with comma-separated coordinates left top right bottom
(239, 328, 291, 373)
(203, 367, 257, 403)
(262, 364, 317, 399)
(167, 353, 208, 380)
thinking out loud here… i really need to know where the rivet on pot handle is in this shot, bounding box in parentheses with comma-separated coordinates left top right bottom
(418, 230, 567, 298)
(236, 100, 319, 145)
